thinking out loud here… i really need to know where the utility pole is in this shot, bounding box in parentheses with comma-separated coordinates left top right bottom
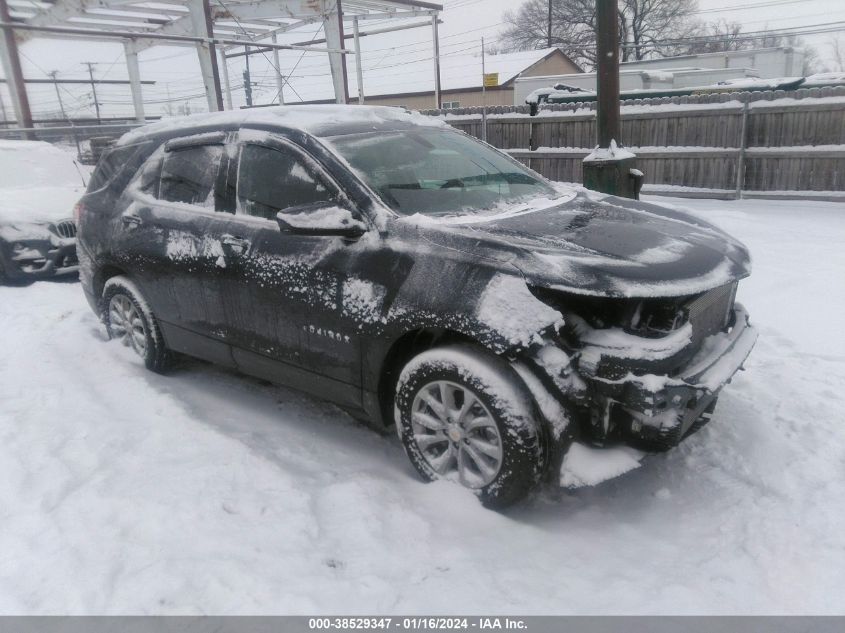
(165, 82, 173, 116)
(83, 62, 101, 124)
(271, 32, 285, 105)
(432, 15, 442, 109)
(353, 16, 364, 105)
(581, 0, 641, 199)
(481, 37, 487, 142)
(242, 46, 253, 107)
(48, 71, 67, 120)
(49, 70, 80, 155)
(548, 0, 553, 48)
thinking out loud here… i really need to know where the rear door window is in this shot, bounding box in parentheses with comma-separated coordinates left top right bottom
(236, 143, 334, 220)
(159, 144, 225, 209)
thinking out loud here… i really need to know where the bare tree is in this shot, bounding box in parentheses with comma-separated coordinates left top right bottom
(619, 0, 701, 61)
(499, 0, 699, 69)
(679, 20, 747, 54)
(681, 21, 822, 75)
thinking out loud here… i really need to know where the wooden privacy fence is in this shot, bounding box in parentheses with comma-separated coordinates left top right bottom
(421, 86, 845, 198)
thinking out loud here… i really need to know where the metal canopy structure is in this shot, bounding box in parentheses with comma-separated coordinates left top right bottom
(0, 0, 443, 132)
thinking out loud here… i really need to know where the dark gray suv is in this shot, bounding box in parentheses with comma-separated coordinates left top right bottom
(76, 105, 757, 507)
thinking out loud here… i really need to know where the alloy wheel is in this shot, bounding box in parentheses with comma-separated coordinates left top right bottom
(108, 294, 147, 357)
(410, 380, 504, 488)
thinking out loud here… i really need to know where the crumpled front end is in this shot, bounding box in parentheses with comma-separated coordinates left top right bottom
(513, 281, 758, 484)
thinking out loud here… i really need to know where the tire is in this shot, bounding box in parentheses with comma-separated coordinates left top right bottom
(395, 344, 545, 508)
(101, 275, 171, 373)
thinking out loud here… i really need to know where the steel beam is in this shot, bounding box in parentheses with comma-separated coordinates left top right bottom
(18, 0, 100, 43)
(189, 0, 222, 111)
(208, 0, 320, 23)
(0, 0, 33, 134)
(225, 17, 434, 56)
(124, 38, 145, 121)
(221, 17, 322, 51)
(322, 0, 347, 104)
(347, 9, 436, 20)
(352, 15, 362, 104)
(2, 22, 352, 51)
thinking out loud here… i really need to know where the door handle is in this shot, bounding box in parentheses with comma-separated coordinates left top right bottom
(221, 234, 250, 253)
(121, 214, 142, 226)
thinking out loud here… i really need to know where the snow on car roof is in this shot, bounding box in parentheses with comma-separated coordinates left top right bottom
(119, 104, 448, 145)
(0, 140, 82, 189)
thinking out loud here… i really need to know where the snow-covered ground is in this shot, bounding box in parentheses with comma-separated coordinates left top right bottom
(1, 196, 844, 615)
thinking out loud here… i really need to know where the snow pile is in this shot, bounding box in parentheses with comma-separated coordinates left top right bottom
(560, 443, 646, 488)
(575, 319, 693, 374)
(525, 84, 595, 105)
(583, 140, 637, 163)
(0, 140, 83, 190)
(0, 196, 844, 614)
(802, 72, 845, 86)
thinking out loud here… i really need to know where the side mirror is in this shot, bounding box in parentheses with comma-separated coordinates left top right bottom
(276, 201, 367, 238)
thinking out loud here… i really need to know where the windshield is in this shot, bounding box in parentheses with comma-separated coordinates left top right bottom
(327, 128, 558, 216)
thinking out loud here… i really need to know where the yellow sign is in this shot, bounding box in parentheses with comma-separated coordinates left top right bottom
(483, 72, 499, 88)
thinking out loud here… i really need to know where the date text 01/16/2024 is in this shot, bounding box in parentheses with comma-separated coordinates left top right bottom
(308, 618, 528, 630)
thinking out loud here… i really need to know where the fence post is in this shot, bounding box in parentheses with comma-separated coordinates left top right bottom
(735, 100, 750, 200)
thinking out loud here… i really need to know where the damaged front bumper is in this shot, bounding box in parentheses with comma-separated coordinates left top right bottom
(517, 304, 757, 485)
(0, 235, 79, 281)
(579, 303, 757, 450)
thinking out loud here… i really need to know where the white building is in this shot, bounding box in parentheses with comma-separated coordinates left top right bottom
(514, 47, 807, 105)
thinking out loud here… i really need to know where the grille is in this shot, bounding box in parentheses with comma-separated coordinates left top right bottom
(53, 219, 77, 239)
(685, 282, 737, 349)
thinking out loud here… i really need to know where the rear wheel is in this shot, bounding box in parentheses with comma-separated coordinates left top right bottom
(395, 345, 545, 508)
(101, 276, 171, 373)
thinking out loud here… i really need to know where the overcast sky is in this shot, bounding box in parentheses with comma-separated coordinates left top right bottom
(4, 0, 844, 121)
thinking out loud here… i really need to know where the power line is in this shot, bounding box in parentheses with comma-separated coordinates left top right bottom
(692, 0, 816, 15)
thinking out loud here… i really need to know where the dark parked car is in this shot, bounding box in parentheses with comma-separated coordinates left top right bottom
(0, 140, 85, 284)
(76, 106, 757, 507)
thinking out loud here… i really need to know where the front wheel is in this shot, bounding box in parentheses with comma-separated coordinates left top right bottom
(101, 275, 171, 373)
(395, 345, 545, 508)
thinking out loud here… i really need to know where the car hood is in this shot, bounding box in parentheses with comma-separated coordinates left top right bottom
(0, 185, 84, 226)
(405, 191, 752, 298)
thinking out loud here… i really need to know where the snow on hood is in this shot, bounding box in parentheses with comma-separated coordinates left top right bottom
(406, 190, 752, 299)
(0, 186, 85, 226)
(0, 141, 85, 225)
(401, 187, 578, 227)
